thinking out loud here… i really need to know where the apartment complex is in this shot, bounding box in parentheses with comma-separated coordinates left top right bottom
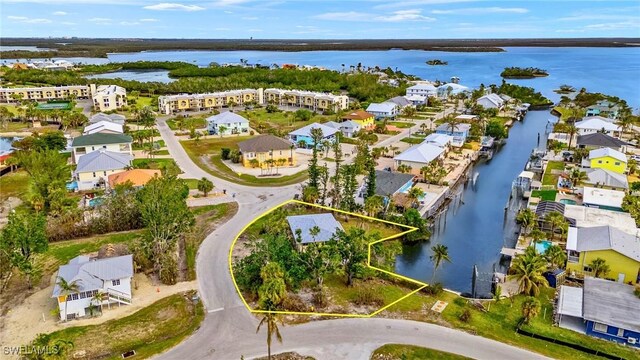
(91, 84, 127, 112)
(157, 89, 261, 115)
(0, 84, 127, 111)
(157, 88, 349, 115)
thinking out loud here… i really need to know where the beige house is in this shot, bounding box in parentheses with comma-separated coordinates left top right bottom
(158, 89, 262, 115)
(91, 84, 127, 111)
(263, 88, 349, 112)
(0, 85, 91, 102)
(73, 149, 132, 191)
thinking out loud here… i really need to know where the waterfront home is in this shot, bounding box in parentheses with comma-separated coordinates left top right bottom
(91, 84, 127, 112)
(455, 114, 479, 122)
(158, 89, 261, 114)
(577, 133, 627, 153)
(73, 150, 133, 191)
(435, 123, 471, 147)
(107, 169, 161, 188)
(386, 96, 413, 109)
(89, 112, 126, 126)
(83, 120, 124, 135)
(406, 83, 437, 98)
(563, 204, 638, 234)
(71, 132, 133, 164)
(534, 201, 577, 232)
(436, 83, 469, 98)
(237, 134, 295, 168)
(557, 278, 639, 347)
(288, 122, 339, 148)
(366, 102, 398, 119)
(476, 93, 505, 110)
(373, 170, 415, 200)
(585, 100, 621, 119)
(584, 168, 628, 190)
(405, 94, 427, 106)
(394, 142, 445, 175)
(342, 110, 375, 129)
(286, 213, 344, 247)
(206, 112, 250, 135)
(52, 254, 133, 321)
(566, 226, 640, 283)
(581, 186, 625, 211)
(575, 117, 620, 137)
(422, 133, 453, 149)
(583, 147, 627, 174)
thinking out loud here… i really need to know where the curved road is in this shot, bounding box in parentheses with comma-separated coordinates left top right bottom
(155, 118, 548, 360)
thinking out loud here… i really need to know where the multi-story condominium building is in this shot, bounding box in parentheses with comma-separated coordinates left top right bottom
(91, 84, 127, 112)
(263, 88, 349, 113)
(157, 89, 262, 115)
(0, 84, 91, 102)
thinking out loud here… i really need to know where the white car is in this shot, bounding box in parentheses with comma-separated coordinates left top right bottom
(631, 155, 640, 162)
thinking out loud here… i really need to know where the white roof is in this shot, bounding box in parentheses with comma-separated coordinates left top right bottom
(366, 102, 397, 113)
(89, 112, 126, 125)
(407, 83, 437, 91)
(83, 121, 123, 135)
(206, 111, 249, 125)
(567, 227, 578, 251)
(557, 285, 583, 318)
(289, 122, 339, 138)
(582, 186, 625, 209)
(52, 255, 133, 297)
(455, 114, 478, 120)
(589, 147, 627, 163)
(422, 133, 453, 147)
(518, 171, 535, 179)
(75, 150, 132, 173)
(394, 143, 444, 164)
(575, 118, 620, 131)
(477, 94, 504, 107)
(581, 115, 616, 124)
(438, 83, 469, 91)
(95, 84, 126, 96)
(564, 204, 638, 233)
(584, 168, 628, 189)
(405, 94, 427, 101)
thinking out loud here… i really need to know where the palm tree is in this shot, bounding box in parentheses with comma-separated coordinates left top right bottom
(509, 247, 549, 296)
(529, 228, 546, 249)
(256, 262, 286, 360)
(396, 164, 412, 174)
(516, 208, 537, 241)
(521, 297, 541, 324)
(407, 186, 425, 208)
(544, 211, 568, 240)
(256, 312, 283, 360)
(92, 291, 108, 313)
(364, 195, 383, 217)
(430, 244, 451, 283)
(544, 245, 567, 269)
(321, 139, 331, 158)
(568, 168, 587, 189)
(56, 276, 81, 322)
(566, 123, 578, 150)
(589, 257, 610, 278)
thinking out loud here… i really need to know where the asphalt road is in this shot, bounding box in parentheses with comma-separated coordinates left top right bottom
(155, 117, 549, 360)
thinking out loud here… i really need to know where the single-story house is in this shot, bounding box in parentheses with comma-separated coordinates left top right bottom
(437, 83, 469, 98)
(577, 133, 627, 153)
(366, 102, 398, 119)
(584, 168, 628, 190)
(83, 120, 124, 135)
(107, 169, 161, 188)
(435, 123, 471, 147)
(288, 122, 339, 149)
(406, 83, 437, 98)
(74, 149, 133, 191)
(394, 142, 445, 175)
(556, 277, 639, 347)
(237, 134, 295, 168)
(455, 114, 479, 122)
(422, 133, 453, 149)
(71, 132, 133, 164)
(342, 110, 375, 129)
(89, 112, 126, 126)
(566, 225, 640, 284)
(575, 117, 620, 137)
(583, 147, 627, 174)
(563, 204, 637, 233)
(206, 112, 250, 135)
(386, 96, 413, 109)
(476, 94, 505, 110)
(286, 213, 344, 246)
(581, 186, 625, 211)
(373, 170, 415, 198)
(52, 254, 133, 321)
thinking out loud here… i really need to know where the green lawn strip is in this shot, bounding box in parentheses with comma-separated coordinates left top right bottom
(180, 137, 308, 187)
(322, 275, 423, 311)
(166, 117, 207, 131)
(400, 137, 424, 145)
(542, 160, 565, 186)
(0, 170, 30, 201)
(46, 231, 142, 265)
(132, 158, 183, 174)
(489, 116, 512, 127)
(530, 190, 558, 201)
(552, 106, 586, 122)
(128, 95, 153, 108)
(183, 178, 200, 190)
(371, 344, 472, 360)
(380, 121, 414, 129)
(37, 293, 204, 360)
(238, 108, 333, 130)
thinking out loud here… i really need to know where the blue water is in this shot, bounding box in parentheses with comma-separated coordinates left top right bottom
(0, 137, 16, 151)
(559, 199, 577, 205)
(86, 69, 173, 83)
(533, 240, 552, 254)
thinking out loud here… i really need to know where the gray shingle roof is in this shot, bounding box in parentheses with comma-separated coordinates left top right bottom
(584, 168, 628, 189)
(287, 213, 344, 244)
(237, 135, 292, 153)
(71, 133, 132, 147)
(89, 113, 126, 125)
(577, 133, 627, 148)
(387, 96, 411, 107)
(575, 225, 640, 262)
(75, 150, 132, 173)
(583, 277, 640, 332)
(375, 170, 415, 196)
(52, 255, 133, 297)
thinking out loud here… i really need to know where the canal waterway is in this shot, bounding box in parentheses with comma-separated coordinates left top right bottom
(395, 110, 552, 296)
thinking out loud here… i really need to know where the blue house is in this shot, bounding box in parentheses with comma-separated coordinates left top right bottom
(557, 277, 640, 348)
(288, 122, 339, 149)
(207, 112, 250, 135)
(435, 123, 471, 147)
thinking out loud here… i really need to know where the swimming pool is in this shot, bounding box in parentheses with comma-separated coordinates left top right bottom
(532, 240, 552, 254)
(559, 199, 577, 205)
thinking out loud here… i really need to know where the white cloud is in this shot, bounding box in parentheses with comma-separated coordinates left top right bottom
(242, 16, 258, 20)
(432, 7, 529, 15)
(120, 21, 140, 25)
(314, 11, 371, 22)
(248, 28, 263, 32)
(143, 3, 205, 11)
(214, 27, 231, 31)
(61, 21, 76, 25)
(558, 14, 638, 22)
(7, 15, 28, 20)
(88, 17, 112, 24)
(224, 10, 233, 14)
(52, 11, 67, 15)
(375, 9, 435, 22)
(314, 9, 434, 22)
(213, 0, 251, 5)
(555, 29, 585, 33)
(7, 15, 51, 23)
(374, 0, 474, 10)
(584, 21, 639, 31)
(140, 18, 159, 22)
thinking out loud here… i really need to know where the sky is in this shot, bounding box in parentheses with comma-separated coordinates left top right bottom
(1, 0, 639, 39)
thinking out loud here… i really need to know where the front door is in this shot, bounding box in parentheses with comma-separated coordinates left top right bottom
(617, 273, 625, 283)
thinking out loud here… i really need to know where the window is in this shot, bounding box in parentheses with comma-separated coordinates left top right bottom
(593, 322, 608, 333)
(598, 160, 602, 164)
(71, 293, 79, 301)
(112, 279, 121, 286)
(617, 328, 625, 337)
(103, 171, 107, 176)
(615, 162, 620, 166)
(92, 172, 96, 177)
(93, 290, 99, 296)
(80, 292, 86, 299)
(76, 147, 86, 154)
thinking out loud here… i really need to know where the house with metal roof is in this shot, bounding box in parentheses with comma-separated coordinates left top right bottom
(288, 122, 339, 149)
(71, 132, 133, 163)
(406, 83, 437, 98)
(52, 254, 134, 321)
(575, 117, 620, 137)
(476, 93, 505, 110)
(422, 133, 453, 149)
(206, 112, 250, 135)
(89, 112, 126, 125)
(581, 186, 625, 211)
(584, 168, 628, 190)
(74, 150, 133, 190)
(584, 147, 627, 174)
(394, 143, 445, 175)
(83, 120, 124, 135)
(366, 102, 398, 119)
(435, 123, 471, 147)
(237, 134, 295, 168)
(577, 133, 627, 153)
(286, 213, 344, 246)
(386, 96, 413, 109)
(566, 225, 640, 284)
(556, 278, 640, 347)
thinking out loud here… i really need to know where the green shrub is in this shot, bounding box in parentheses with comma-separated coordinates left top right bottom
(221, 148, 231, 160)
(423, 282, 443, 296)
(353, 287, 384, 306)
(459, 308, 472, 322)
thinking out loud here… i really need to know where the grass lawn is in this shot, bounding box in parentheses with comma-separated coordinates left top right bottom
(183, 178, 200, 190)
(129, 95, 153, 108)
(530, 190, 558, 201)
(132, 158, 182, 174)
(542, 160, 565, 186)
(400, 137, 424, 145)
(0, 170, 30, 201)
(238, 108, 333, 132)
(489, 116, 512, 127)
(35, 292, 204, 360)
(166, 116, 208, 131)
(552, 106, 586, 121)
(180, 137, 308, 187)
(371, 344, 472, 360)
(381, 121, 414, 129)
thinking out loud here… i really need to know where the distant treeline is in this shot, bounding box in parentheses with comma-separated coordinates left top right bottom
(500, 67, 549, 79)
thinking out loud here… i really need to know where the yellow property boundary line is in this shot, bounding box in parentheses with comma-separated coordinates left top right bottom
(228, 199, 430, 318)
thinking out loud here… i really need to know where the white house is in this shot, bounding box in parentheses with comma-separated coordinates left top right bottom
(575, 117, 620, 137)
(71, 133, 133, 164)
(437, 83, 469, 98)
(476, 94, 505, 110)
(406, 83, 437, 98)
(206, 112, 250, 135)
(74, 149, 133, 190)
(387, 96, 413, 109)
(288, 122, 339, 148)
(52, 254, 133, 321)
(83, 121, 124, 135)
(366, 102, 398, 119)
(405, 94, 428, 105)
(422, 133, 453, 149)
(394, 142, 445, 175)
(325, 120, 361, 138)
(89, 112, 126, 126)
